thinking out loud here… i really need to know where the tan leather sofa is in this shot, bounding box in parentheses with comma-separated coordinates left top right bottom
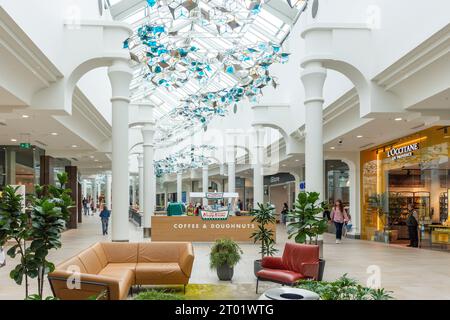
(48, 242, 194, 300)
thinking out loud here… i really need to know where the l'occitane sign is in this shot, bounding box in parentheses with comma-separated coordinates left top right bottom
(387, 143, 419, 160)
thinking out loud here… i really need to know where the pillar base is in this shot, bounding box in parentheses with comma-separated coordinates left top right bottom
(112, 240, 130, 243)
(143, 227, 151, 238)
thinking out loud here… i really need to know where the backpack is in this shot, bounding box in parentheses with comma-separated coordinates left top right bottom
(406, 211, 418, 227)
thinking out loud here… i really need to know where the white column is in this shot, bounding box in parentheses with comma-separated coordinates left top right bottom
(226, 148, 236, 208)
(106, 173, 112, 211)
(93, 179, 98, 208)
(138, 154, 144, 214)
(177, 172, 183, 203)
(253, 125, 265, 208)
(202, 164, 209, 206)
(131, 176, 136, 206)
(142, 122, 156, 238)
(82, 180, 88, 199)
(108, 59, 133, 242)
(301, 62, 327, 199)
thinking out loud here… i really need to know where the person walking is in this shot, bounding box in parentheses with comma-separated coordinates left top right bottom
(281, 202, 289, 225)
(99, 206, 111, 236)
(330, 199, 349, 244)
(406, 203, 419, 248)
(82, 197, 89, 216)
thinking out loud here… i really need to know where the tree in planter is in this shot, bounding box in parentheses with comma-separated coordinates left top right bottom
(28, 172, 73, 298)
(0, 186, 36, 298)
(209, 238, 243, 281)
(288, 192, 328, 244)
(30, 199, 68, 297)
(250, 203, 277, 275)
(0, 172, 73, 299)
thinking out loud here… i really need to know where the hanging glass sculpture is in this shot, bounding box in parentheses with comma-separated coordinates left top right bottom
(125, 0, 290, 149)
(154, 145, 216, 177)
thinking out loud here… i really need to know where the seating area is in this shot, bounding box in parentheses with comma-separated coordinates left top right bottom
(48, 242, 194, 300)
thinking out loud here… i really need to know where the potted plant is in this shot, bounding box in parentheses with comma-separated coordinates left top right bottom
(288, 192, 328, 281)
(209, 238, 243, 281)
(250, 203, 277, 276)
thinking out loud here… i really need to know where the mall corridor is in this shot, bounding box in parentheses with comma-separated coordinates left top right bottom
(1, 216, 449, 300)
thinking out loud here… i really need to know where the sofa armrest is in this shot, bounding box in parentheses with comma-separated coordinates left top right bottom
(48, 270, 121, 300)
(300, 262, 319, 280)
(261, 256, 284, 269)
(179, 243, 195, 277)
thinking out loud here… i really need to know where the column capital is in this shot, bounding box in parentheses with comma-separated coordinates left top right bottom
(141, 123, 156, 146)
(300, 62, 327, 102)
(137, 154, 144, 168)
(108, 59, 134, 99)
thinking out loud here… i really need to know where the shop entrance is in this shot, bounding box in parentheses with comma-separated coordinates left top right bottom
(361, 126, 450, 251)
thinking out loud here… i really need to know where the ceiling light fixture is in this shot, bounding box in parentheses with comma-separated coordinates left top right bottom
(51, 132, 58, 136)
(71, 145, 78, 148)
(11, 139, 17, 142)
(357, 135, 363, 138)
(330, 147, 336, 150)
(394, 117, 403, 121)
(22, 115, 30, 119)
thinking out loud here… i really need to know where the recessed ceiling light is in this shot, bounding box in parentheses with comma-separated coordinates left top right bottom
(90, 155, 95, 159)
(51, 132, 58, 136)
(11, 139, 17, 142)
(71, 145, 78, 148)
(330, 147, 336, 150)
(22, 115, 30, 118)
(394, 117, 403, 121)
(295, 159, 300, 162)
(282, 164, 286, 167)
(356, 135, 363, 138)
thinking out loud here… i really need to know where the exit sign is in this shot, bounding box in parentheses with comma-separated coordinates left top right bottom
(20, 143, 31, 149)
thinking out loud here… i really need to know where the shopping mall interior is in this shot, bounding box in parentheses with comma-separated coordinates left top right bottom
(0, 0, 449, 302)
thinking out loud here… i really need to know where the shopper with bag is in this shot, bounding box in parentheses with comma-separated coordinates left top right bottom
(330, 199, 349, 244)
(0, 246, 6, 268)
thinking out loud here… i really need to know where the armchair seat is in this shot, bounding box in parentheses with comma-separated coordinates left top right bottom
(257, 269, 304, 285)
(256, 243, 320, 294)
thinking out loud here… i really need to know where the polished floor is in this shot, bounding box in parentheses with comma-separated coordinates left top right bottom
(1, 215, 449, 300)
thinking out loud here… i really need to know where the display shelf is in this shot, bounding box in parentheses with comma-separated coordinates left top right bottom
(439, 192, 448, 222)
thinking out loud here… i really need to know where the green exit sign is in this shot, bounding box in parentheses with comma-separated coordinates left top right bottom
(20, 143, 31, 149)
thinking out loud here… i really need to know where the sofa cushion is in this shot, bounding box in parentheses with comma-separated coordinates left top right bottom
(78, 248, 103, 274)
(135, 263, 188, 285)
(56, 256, 87, 274)
(138, 243, 182, 263)
(257, 268, 305, 284)
(92, 243, 108, 268)
(100, 243, 138, 263)
(98, 267, 135, 300)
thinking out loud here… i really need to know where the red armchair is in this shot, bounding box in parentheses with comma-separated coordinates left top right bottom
(256, 243, 320, 293)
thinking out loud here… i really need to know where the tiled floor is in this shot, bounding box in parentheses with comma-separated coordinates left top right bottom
(1, 215, 449, 300)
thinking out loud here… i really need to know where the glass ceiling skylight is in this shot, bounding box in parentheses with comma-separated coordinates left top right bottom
(110, 0, 300, 148)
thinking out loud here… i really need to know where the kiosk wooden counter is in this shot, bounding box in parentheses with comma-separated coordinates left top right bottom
(152, 192, 276, 242)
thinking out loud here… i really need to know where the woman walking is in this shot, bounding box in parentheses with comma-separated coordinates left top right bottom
(330, 199, 349, 244)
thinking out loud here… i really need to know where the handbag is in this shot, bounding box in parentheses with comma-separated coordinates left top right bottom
(0, 246, 6, 268)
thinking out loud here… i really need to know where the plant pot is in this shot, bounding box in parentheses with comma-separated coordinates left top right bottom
(254, 259, 262, 276)
(318, 259, 326, 281)
(217, 264, 234, 281)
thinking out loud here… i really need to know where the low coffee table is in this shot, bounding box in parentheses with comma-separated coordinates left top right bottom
(258, 288, 320, 300)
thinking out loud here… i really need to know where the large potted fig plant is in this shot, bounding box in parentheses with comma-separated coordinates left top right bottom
(209, 238, 243, 281)
(250, 203, 277, 276)
(288, 192, 328, 281)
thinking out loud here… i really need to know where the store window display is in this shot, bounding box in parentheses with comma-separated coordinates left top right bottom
(361, 127, 450, 250)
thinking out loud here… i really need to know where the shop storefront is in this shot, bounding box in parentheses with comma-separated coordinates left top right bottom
(361, 127, 450, 250)
(264, 173, 296, 216)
